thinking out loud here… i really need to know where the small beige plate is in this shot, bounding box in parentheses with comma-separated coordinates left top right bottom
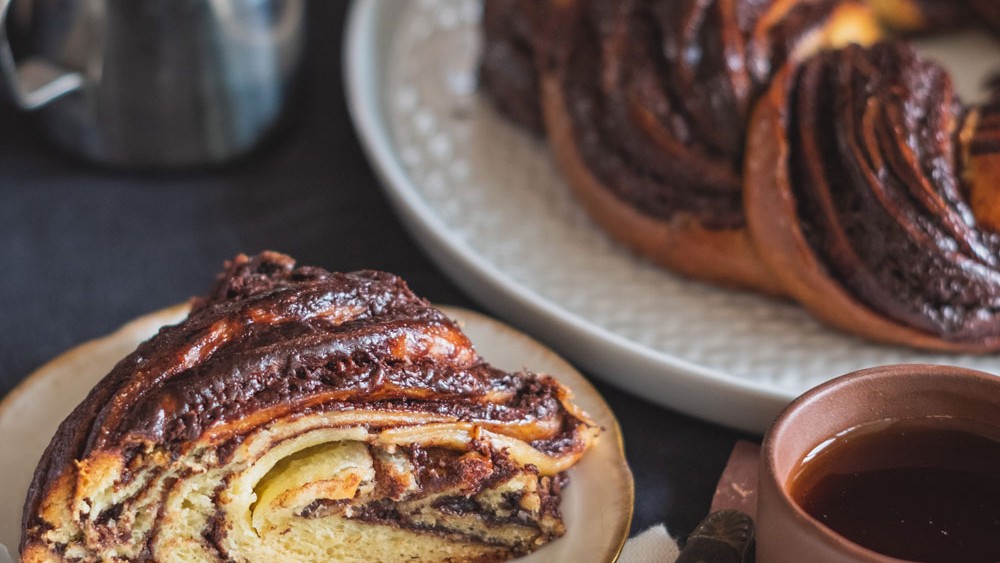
(0, 304, 633, 562)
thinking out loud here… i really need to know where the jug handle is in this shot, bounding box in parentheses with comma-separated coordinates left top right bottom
(0, 0, 83, 110)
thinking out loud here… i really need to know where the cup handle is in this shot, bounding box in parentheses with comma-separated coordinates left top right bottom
(0, 0, 83, 110)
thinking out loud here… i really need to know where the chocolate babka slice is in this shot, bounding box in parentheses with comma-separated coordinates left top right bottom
(20, 253, 599, 562)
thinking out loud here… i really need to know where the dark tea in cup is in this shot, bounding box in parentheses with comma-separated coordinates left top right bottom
(758, 365, 1000, 563)
(788, 417, 1000, 563)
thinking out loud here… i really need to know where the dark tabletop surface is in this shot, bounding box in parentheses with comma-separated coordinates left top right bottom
(0, 1, 753, 550)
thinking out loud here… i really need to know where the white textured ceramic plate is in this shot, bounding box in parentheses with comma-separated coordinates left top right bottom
(0, 305, 632, 562)
(344, 0, 1000, 433)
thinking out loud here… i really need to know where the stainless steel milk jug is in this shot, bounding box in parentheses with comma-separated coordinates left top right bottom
(0, 0, 305, 167)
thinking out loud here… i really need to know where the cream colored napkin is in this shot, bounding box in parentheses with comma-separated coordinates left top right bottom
(618, 525, 681, 562)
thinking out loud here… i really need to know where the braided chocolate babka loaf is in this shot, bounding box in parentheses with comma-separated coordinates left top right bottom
(745, 42, 1000, 351)
(20, 253, 599, 562)
(535, 0, 879, 292)
(481, 0, 1000, 350)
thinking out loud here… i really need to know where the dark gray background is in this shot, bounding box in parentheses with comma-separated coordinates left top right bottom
(0, 1, 751, 544)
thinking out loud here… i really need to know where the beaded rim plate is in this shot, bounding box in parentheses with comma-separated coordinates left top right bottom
(0, 304, 633, 562)
(345, 0, 1000, 433)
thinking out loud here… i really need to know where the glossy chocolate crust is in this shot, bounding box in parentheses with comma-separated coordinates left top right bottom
(21, 252, 593, 552)
(544, 0, 860, 229)
(480, 0, 545, 134)
(746, 42, 1000, 349)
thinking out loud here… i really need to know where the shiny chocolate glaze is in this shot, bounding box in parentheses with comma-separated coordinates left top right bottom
(548, 0, 848, 229)
(22, 252, 589, 544)
(786, 42, 1000, 341)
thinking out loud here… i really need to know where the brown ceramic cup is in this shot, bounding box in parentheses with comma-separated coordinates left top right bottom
(757, 364, 1000, 563)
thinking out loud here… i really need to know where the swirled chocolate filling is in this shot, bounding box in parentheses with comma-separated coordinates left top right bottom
(787, 42, 1000, 341)
(551, 0, 848, 229)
